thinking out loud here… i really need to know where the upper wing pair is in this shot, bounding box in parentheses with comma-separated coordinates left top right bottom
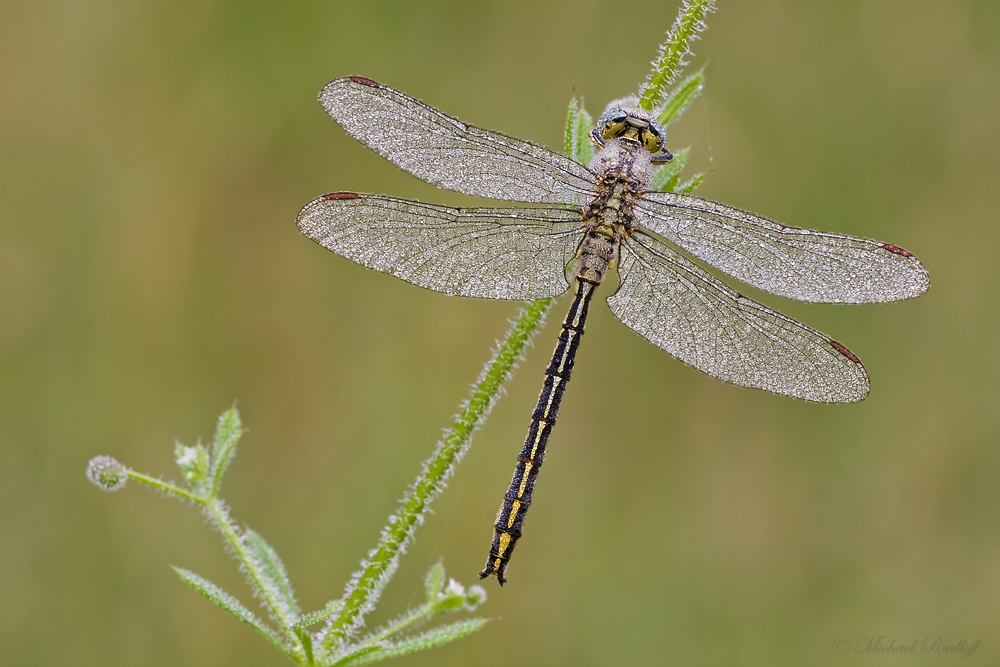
(315, 76, 929, 306)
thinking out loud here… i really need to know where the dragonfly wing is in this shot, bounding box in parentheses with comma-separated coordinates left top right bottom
(608, 231, 870, 402)
(320, 77, 598, 204)
(635, 191, 929, 303)
(298, 193, 581, 300)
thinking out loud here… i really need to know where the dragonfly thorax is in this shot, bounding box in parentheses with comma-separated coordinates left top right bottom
(578, 142, 650, 285)
(588, 137, 655, 193)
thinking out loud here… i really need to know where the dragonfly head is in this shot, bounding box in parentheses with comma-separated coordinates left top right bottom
(595, 108, 673, 162)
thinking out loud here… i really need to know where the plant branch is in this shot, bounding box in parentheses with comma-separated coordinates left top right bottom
(127, 470, 204, 503)
(322, 298, 552, 649)
(204, 499, 301, 648)
(639, 0, 715, 111)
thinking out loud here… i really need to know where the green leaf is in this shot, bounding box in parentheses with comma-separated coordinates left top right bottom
(650, 147, 690, 192)
(394, 618, 487, 652)
(564, 97, 580, 158)
(174, 442, 209, 490)
(343, 619, 487, 666)
(639, 0, 715, 111)
(244, 529, 300, 626)
(294, 600, 341, 630)
(658, 67, 705, 126)
(564, 99, 594, 165)
(209, 408, 242, 495)
(433, 595, 467, 612)
(432, 578, 487, 613)
(575, 108, 594, 165)
(423, 562, 445, 602)
(296, 627, 314, 665)
(331, 644, 387, 666)
(172, 566, 290, 655)
(676, 172, 707, 194)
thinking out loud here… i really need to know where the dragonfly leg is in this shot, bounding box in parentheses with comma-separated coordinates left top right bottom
(650, 148, 674, 164)
(589, 127, 605, 149)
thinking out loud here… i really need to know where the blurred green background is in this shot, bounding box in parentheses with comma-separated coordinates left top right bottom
(2, 0, 999, 665)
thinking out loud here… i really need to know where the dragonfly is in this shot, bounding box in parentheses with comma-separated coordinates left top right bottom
(297, 76, 929, 585)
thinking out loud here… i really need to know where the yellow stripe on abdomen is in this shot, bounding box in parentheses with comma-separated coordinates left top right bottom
(507, 500, 521, 528)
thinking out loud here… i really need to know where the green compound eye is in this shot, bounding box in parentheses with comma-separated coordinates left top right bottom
(602, 120, 627, 139)
(642, 129, 662, 153)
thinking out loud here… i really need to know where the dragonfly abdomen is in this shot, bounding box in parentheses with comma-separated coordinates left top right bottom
(576, 230, 617, 284)
(479, 278, 597, 585)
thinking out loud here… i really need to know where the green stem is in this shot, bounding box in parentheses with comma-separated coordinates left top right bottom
(639, 0, 714, 111)
(126, 467, 300, 651)
(322, 298, 554, 650)
(204, 498, 301, 653)
(366, 603, 435, 644)
(126, 470, 204, 503)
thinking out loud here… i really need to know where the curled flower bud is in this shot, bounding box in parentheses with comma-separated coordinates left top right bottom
(86, 455, 128, 491)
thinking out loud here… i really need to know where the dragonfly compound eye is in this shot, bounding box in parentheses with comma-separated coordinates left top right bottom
(642, 129, 662, 153)
(601, 120, 628, 140)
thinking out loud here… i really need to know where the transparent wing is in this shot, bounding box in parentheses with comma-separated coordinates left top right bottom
(635, 191, 930, 303)
(608, 232, 870, 402)
(319, 77, 598, 204)
(297, 192, 582, 300)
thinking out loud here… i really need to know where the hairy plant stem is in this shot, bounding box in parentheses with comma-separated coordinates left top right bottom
(366, 603, 437, 644)
(125, 470, 202, 503)
(204, 498, 299, 646)
(128, 468, 301, 656)
(322, 298, 554, 649)
(640, 0, 714, 111)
